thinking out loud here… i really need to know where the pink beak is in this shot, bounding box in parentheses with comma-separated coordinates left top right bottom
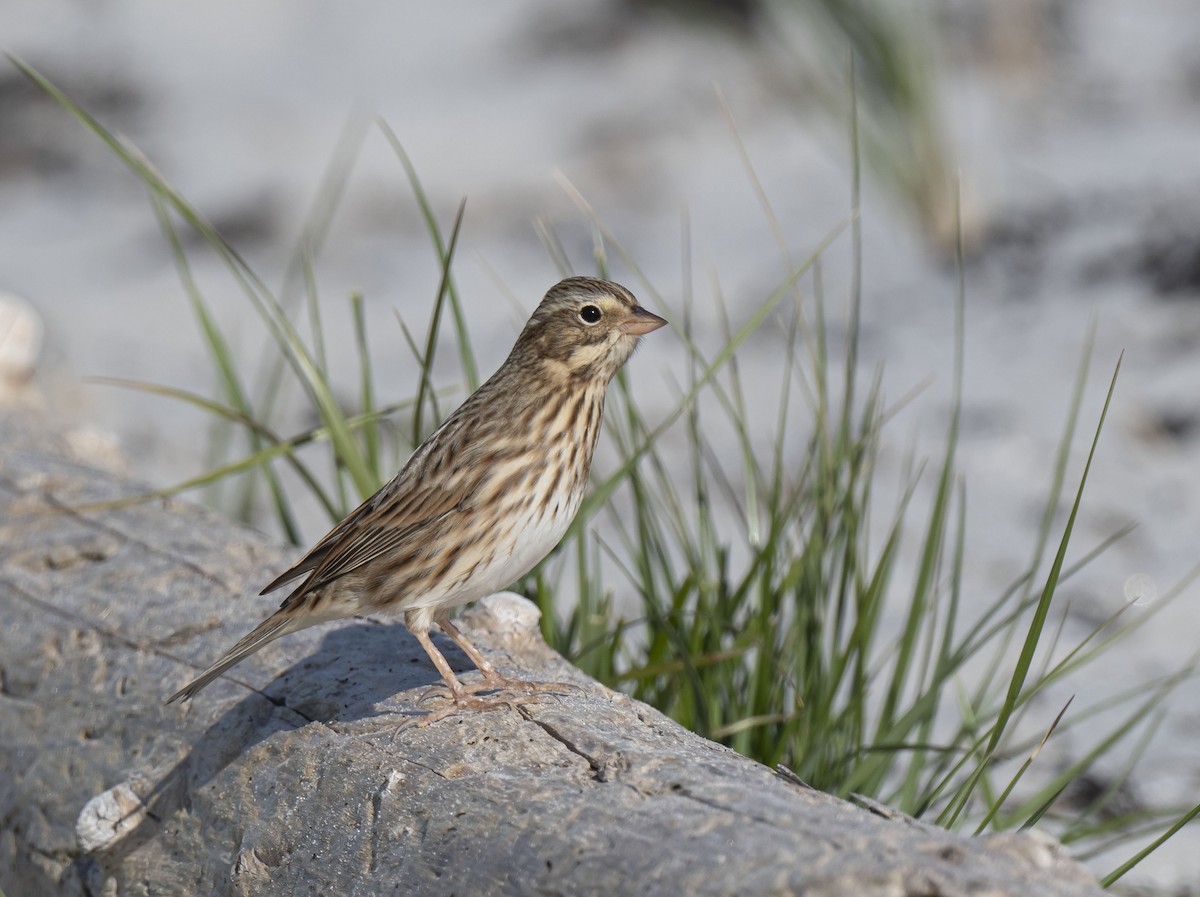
(620, 305, 668, 336)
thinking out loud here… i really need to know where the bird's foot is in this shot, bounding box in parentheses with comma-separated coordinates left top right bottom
(403, 691, 540, 729)
(401, 678, 579, 731)
(417, 675, 576, 705)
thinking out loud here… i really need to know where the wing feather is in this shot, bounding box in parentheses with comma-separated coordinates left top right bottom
(260, 449, 475, 603)
(259, 380, 520, 604)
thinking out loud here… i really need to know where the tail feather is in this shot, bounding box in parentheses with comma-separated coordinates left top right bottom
(167, 613, 300, 704)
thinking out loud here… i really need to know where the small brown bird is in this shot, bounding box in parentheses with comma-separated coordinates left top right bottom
(167, 277, 667, 712)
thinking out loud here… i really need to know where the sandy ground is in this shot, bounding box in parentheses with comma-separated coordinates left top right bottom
(4, 1, 1200, 891)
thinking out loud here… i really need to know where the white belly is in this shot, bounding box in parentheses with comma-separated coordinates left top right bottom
(401, 486, 580, 614)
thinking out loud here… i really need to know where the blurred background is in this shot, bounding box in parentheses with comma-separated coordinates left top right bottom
(4, 1, 1200, 891)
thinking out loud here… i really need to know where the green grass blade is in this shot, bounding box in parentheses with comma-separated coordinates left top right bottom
(145, 191, 302, 540)
(380, 123, 479, 390)
(351, 292, 381, 478)
(986, 355, 1122, 759)
(1103, 802, 1200, 886)
(409, 199, 467, 445)
(574, 221, 849, 526)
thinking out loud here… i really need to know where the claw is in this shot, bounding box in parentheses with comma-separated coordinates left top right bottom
(412, 692, 543, 728)
(417, 684, 456, 705)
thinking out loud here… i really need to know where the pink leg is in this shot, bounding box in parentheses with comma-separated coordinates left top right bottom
(399, 611, 576, 729)
(435, 612, 507, 686)
(435, 611, 578, 700)
(398, 610, 521, 728)
(411, 627, 469, 702)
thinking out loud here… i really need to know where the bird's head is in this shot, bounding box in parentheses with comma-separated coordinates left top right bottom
(515, 277, 667, 383)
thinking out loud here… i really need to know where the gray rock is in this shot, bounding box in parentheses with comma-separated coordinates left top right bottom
(0, 411, 1104, 896)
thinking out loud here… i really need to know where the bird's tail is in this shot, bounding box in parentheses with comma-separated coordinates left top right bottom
(166, 612, 302, 704)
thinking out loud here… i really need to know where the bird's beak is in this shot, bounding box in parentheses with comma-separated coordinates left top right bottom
(620, 305, 668, 336)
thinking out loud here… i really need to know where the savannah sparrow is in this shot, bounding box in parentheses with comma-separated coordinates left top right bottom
(167, 277, 667, 714)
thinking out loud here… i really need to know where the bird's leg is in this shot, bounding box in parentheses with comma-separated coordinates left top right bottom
(404, 615, 541, 728)
(434, 612, 507, 687)
(411, 626, 469, 702)
(435, 611, 579, 698)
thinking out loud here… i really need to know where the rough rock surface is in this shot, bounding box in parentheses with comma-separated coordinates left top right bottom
(0, 412, 1105, 896)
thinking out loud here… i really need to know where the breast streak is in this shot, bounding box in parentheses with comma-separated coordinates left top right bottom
(399, 390, 598, 613)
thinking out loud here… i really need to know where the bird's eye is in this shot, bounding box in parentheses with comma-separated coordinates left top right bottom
(579, 305, 602, 324)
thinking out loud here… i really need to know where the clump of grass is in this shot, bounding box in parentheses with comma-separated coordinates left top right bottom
(14, 54, 1199, 885)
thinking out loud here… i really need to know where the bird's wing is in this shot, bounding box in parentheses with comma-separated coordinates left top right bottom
(260, 462, 474, 600)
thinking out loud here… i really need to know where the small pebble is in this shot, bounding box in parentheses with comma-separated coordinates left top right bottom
(0, 291, 43, 388)
(76, 782, 145, 852)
